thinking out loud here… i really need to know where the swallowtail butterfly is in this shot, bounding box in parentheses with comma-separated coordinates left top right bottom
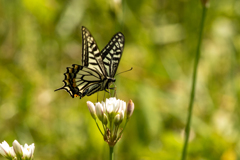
(55, 26, 124, 99)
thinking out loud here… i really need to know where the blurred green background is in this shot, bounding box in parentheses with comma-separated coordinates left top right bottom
(0, 0, 240, 159)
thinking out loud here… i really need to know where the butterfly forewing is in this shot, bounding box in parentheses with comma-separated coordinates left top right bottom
(101, 33, 124, 77)
(82, 26, 107, 77)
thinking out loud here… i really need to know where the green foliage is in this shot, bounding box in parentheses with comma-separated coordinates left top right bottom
(0, 0, 240, 159)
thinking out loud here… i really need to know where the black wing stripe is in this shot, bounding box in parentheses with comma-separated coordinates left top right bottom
(103, 62, 110, 65)
(86, 84, 101, 96)
(89, 62, 98, 65)
(75, 66, 102, 80)
(105, 56, 111, 61)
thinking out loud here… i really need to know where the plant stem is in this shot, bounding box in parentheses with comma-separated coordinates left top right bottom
(115, 119, 128, 142)
(109, 146, 114, 160)
(110, 119, 113, 140)
(181, 5, 208, 160)
(95, 120, 104, 136)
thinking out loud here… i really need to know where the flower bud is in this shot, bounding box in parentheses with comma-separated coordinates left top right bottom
(200, 0, 209, 7)
(102, 113, 108, 125)
(114, 114, 121, 126)
(13, 140, 23, 158)
(120, 110, 124, 120)
(114, 111, 124, 126)
(87, 101, 97, 120)
(127, 99, 134, 119)
(95, 102, 104, 121)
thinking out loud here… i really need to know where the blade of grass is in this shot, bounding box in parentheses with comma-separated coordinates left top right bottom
(181, 4, 208, 160)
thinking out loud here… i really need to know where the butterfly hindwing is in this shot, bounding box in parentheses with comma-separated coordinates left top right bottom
(55, 64, 83, 98)
(55, 64, 104, 98)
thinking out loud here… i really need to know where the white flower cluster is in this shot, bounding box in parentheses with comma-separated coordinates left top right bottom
(0, 140, 35, 160)
(87, 97, 134, 146)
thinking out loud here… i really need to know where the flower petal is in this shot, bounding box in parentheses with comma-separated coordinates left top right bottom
(13, 140, 23, 158)
(95, 102, 104, 121)
(0, 141, 9, 157)
(87, 101, 97, 120)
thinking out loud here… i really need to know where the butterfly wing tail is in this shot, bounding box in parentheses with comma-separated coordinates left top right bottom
(55, 65, 85, 98)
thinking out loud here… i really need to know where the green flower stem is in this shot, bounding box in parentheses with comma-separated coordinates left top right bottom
(110, 119, 114, 141)
(102, 122, 107, 132)
(95, 120, 104, 136)
(114, 125, 119, 137)
(17, 157, 23, 160)
(115, 119, 129, 142)
(109, 146, 114, 160)
(181, 5, 208, 160)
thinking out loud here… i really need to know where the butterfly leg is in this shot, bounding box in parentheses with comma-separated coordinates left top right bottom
(104, 89, 110, 99)
(108, 88, 114, 97)
(104, 89, 109, 93)
(108, 83, 117, 97)
(114, 86, 117, 98)
(97, 92, 99, 102)
(113, 83, 117, 98)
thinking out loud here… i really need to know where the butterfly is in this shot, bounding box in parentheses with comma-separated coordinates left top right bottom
(55, 26, 125, 99)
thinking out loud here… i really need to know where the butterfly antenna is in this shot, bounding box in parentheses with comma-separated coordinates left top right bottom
(115, 67, 133, 76)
